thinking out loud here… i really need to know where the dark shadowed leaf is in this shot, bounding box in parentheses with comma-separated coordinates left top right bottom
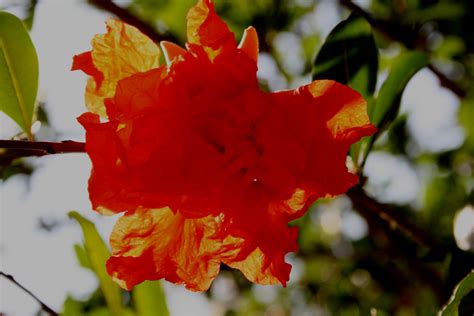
(69, 211, 124, 316)
(312, 13, 378, 98)
(440, 270, 474, 316)
(23, 0, 39, 30)
(132, 280, 169, 316)
(0, 12, 38, 138)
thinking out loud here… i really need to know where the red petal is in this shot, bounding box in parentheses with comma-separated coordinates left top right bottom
(107, 208, 240, 291)
(238, 27, 259, 64)
(72, 51, 104, 89)
(160, 41, 187, 65)
(186, 0, 236, 57)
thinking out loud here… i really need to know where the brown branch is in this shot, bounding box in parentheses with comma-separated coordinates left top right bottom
(0, 140, 85, 157)
(87, 0, 180, 44)
(339, 0, 466, 98)
(0, 271, 58, 316)
(347, 186, 447, 256)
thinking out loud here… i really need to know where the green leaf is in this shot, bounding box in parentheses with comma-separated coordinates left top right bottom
(74, 243, 92, 271)
(62, 296, 83, 316)
(0, 12, 38, 138)
(23, 0, 39, 30)
(402, 2, 464, 24)
(358, 51, 428, 168)
(69, 211, 124, 316)
(132, 280, 169, 316)
(439, 270, 474, 316)
(371, 51, 428, 129)
(312, 13, 378, 98)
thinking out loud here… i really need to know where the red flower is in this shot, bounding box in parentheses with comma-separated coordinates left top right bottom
(73, 0, 376, 291)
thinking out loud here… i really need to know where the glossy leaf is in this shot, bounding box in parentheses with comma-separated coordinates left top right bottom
(69, 211, 124, 316)
(0, 12, 38, 138)
(312, 13, 378, 98)
(439, 270, 474, 316)
(371, 51, 428, 130)
(358, 51, 428, 168)
(132, 280, 169, 316)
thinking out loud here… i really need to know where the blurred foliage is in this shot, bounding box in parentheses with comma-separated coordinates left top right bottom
(66, 212, 169, 316)
(1, 0, 473, 315)
(312, 13, 378, 98)
(69, 211, 125, 316)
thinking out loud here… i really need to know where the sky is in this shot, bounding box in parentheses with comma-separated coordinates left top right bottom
(0, 0, 469, 315)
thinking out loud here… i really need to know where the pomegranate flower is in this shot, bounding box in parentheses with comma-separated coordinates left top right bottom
(72, 0, 376, 291)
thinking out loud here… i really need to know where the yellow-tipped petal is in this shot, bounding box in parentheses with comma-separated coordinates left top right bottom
(238, 26, 259, 64)
(86, 20, 161, 116)
(160, 41, 187, 65)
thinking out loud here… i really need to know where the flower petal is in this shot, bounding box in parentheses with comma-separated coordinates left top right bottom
(225, 247, 291, 286)
(71, 51, 104, 88)
(73, 20, 161, 116)
(106, 67, 167, 119)
(238, 26, 259, 64)
(307, 80, 377, 142)
(186, 0, 236, 56)
(76, 1, 377, 292)
(269, 80, 376, 199)
(107, 207, 242, 291)
(160, 41, 187, 65)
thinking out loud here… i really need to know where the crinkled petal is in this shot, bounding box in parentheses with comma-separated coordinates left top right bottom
(225, 248, 291, 285)
(307, 80, 377, 142)
(106, 206, 296, 291)
(186, 0, 236, 59)
(73, 20, 161, 116)
(187, 0, 232, 47)
(269, 80, 376, 199)
(106, 67, 167, 119)
(107, 207, 243, 291)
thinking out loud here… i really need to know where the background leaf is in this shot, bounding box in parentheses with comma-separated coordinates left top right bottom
(439, 270, 474, 316)
(358, 51, 428, 168)
(69, 211, 124, 316)
(73, 243, 93, 271)
(132, 280, 169, 316)
(0, 12, 38, 138)
(312, 13, 378, 98)
(371, 51, 428, 130)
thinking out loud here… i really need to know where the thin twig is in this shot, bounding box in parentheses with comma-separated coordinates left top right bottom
(87, 0, 180, 44)
(0, 140, 85, 157)
(339, 0, 466, 98)
(0, 271, 58, 316)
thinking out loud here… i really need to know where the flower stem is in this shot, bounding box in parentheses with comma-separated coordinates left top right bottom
(0, 271, 58, 316)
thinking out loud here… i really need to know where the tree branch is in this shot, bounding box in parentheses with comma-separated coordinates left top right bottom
(347, 186, 447, 256)
(87, 0, 180, 44)
(0, 140, 85, 157)
(0, 271, 58, 316)
(339, 0, 466, 98)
